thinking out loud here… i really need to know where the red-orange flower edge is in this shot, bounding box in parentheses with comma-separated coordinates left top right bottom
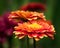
(20, 3, 46, 11)
(9, 10, 55, 41)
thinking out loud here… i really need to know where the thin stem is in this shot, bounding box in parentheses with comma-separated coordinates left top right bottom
(20, 36, 29, 48)
(33, 38, 36, 48)
(26, 36, 29, 48)
(20, 39, 24, 48)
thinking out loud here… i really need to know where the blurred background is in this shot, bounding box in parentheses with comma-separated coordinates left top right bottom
(0, 0, 60, 48)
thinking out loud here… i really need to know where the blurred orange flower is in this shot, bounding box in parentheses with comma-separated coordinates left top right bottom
(9, 10, 46, 21)
(13, 20, 55, 41)
(8, 10, 55, 41)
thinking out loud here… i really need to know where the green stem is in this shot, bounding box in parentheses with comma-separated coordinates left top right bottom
(26, 36, 29, 48)
(20, 39, 24, 48)
(33, 38, 36, 48)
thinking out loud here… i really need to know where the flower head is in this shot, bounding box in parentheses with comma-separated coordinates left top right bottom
(9, 10, 46, 21)
(0, 12, 18, 43)
(8, 10, 55, 41)
(13, 20, 55, 41)
(20, 3, 46, 12)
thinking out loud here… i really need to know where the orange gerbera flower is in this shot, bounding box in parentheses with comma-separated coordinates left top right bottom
(8, 10, 46, 21)
(8, 10, 55, 41)
(13, 20, 55, 41)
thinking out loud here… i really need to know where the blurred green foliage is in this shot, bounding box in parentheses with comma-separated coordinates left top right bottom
(0, 0, 60, 48)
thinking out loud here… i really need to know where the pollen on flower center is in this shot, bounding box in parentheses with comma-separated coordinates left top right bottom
(28, 23, 42, 30)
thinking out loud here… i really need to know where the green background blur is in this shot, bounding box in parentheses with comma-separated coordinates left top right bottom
(0, 0, 60, 48)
